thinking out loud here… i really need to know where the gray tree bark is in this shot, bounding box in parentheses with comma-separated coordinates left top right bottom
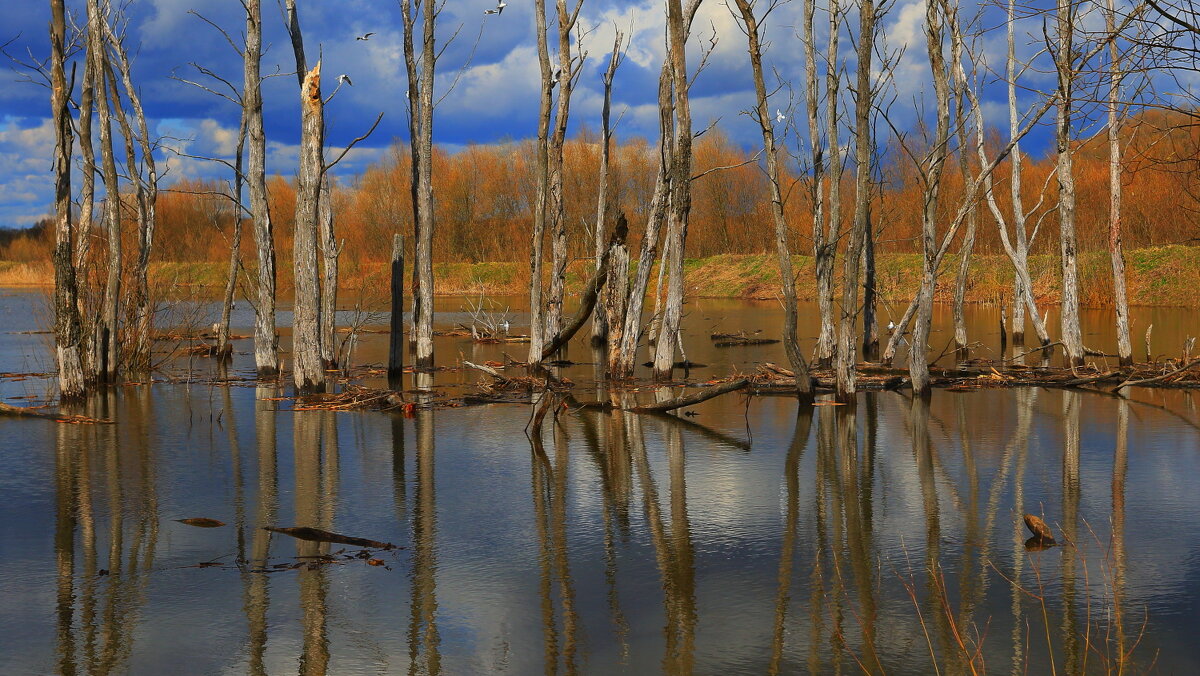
(527, 0, 554, 363)
(244, 0, 279, 377)
(652, 0, 698, 380)
(292, 61, 326, 392)
(816, 0, 842, 367)
(217, 116, 247, 360)
(1055, 0, 1085, 366)
(592, 32, 624, 344)
(835, 0, 875, 402)
(401, 0, 437, 370)
(50, 0, 86, 399)
(951, 15, 976, 356)
(734, 0, 814, 401)
(319, 178, 339, 368)
(1106, 0, 1133, 366)
(89, 0, 121, 384)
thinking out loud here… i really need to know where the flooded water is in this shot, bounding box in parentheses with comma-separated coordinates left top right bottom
(1, 289, 1199, 674)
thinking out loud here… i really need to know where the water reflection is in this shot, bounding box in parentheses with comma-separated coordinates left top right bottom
(28, 382, 1196, 674)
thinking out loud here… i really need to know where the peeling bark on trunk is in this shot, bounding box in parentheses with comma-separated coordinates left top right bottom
(244, 0, 279, 377)
(51, 0, 86, 399)
(528, 0, 553, 363)
(292, 62, 326, 392)
(604, 224, 630, 376)
(734, 0, 814, 401)
(652, 0, 696, 380)
(835, 0, 874, 402)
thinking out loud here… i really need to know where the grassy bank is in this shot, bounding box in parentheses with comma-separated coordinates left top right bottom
(3, 245, 1198, 307)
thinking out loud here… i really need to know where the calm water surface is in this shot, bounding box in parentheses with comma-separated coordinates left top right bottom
(1, 289, 1198, 674)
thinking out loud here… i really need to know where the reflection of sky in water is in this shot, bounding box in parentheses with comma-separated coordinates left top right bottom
(0, 288, 1198, 674)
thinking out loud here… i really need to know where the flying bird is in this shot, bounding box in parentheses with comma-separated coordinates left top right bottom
(485, 1, 507, 14)
(339, 74, 353, 86)
(775, 109, 785, 123)
(356, 32, 375, 41)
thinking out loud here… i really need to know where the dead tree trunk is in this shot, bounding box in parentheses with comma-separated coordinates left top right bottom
(545, 0, 586, 343)
(951, 22, 977, 357)
(50, 0, 86, 399)
(401, 0, 437, 370)
(105, 18, 158, 374)
(815, 0, 842, 367)
(835, 0, 875, 402)
(217, 116, 247, 360)
(909, 0, 952, 396)
(1055, 0, 1085, 367)
(319, 178, 339, 368)
(389, 234, 405, 385)
(652, 0, 696, 380)
(862, 207, 879, 361)
(244, 0, 279, 377)
(734, 0, 814, 401)
(527, 0, 554, 363)
(592, 32, 624, 344)
(1106, 0, 1132, 367)
(605, 217, 631, 375)
(291, 62, 326, 392)
(89, 0, 121, 384)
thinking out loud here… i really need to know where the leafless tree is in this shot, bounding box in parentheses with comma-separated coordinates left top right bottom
(951, 18, 977, 357)
(401, 0, 438, 370)
(87, 0, 121, 384)
(1106, 0, 1133, 366)
(591, 29, 625, 345)
(244, 0, 280, 377)
(652, 0, 701, 379)
(50, 0, 86, 398)
(1054, 0, 1086, 367)
(528, 0, 555, 362)
(732, 0, 814, 401)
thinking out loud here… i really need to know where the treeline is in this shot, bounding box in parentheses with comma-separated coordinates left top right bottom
(6, 115, 1199, 265)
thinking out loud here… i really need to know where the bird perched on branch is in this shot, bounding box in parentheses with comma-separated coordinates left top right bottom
(356, 32, 374, 41)
(485, 1, 507, 15)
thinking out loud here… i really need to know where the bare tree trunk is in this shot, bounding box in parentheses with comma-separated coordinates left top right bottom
(217, 116, 247, 360)
(389, 234, 405, 385)
(835, 0, 875, 402)
(734, 0, 814, 401)
(652, 0, 696, 380)
(1055, 0, 1085, 367)
(952, 30, 977, 357)
(612, 69, 672, 379)
(1106, 0, 1132, 367)
(527, 0, 553, 363)
(401, 0, 437, 370)
(592, 32, 624, 344)
(291, 61, 326, 392)
(76, 45, 96, 278)
(319, 178, 339, 368)
(862, 208, 879, 360)
(909, 0, 952, 396)
(50, 0, 86, 399)
(244, 0, 279, 377)
(604, 223, 630, 375)
(817, 0, 842, 367)
(105, 18, 158, 374)
(89, 0, 121, 384)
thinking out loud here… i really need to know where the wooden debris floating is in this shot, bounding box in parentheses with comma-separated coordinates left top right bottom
(264, 526, 397, 550)
(176, 518, 226, 528)
(1023, 514, 1056, 545)
(711, 331, 780, 347)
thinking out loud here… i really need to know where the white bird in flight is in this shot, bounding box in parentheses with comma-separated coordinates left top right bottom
(338, 74, 353, 86)
(356, 32, 374, 41)
(775, 109, 785, 123)
(485, 1, 507, 15)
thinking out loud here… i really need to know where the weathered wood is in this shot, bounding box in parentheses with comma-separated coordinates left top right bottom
(813, 0, 841, 367)
(1023, 514, 1055, 543)
(540, 217, 624, 362)
(1106, 0, 1133, 367)
(244, 0, 280, 377)
(89, 0, 122, 384)
(1055, 0, 1085, 367)
(629, 379, 749, 413)
(592, 30, 624, 344)
(50, 0, 86, 399)
(388, 234, 405, 383)
(1112, 358, 1200, 391)
(1145, 324, 1154, 362)
(319, 177, 339, 368)
(291, 61, 326, 392)
(217, 114, 247, 360)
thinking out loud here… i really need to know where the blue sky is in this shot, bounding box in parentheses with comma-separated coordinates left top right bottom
(0, 0, 1090, 228)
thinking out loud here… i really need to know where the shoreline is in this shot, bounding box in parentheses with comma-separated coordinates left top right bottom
(3, 244, 1198, 307)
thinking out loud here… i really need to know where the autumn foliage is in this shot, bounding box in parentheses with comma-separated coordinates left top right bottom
(3, 114, 1199, 268)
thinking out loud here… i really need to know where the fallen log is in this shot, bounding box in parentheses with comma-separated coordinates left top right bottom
(264, 526, 396, 550)
(628, 378, 749, 413)
(1112, 358, 1200, 392)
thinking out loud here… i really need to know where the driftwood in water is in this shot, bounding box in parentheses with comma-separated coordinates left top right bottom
(1023, 514, 1055, 544)
(1145, 324, 1153, 362)
(265, 526, 396, 550)
(628, 379, 749, 413)
(1112, 358, 1200, 392)
(0, 402, 112, 424)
